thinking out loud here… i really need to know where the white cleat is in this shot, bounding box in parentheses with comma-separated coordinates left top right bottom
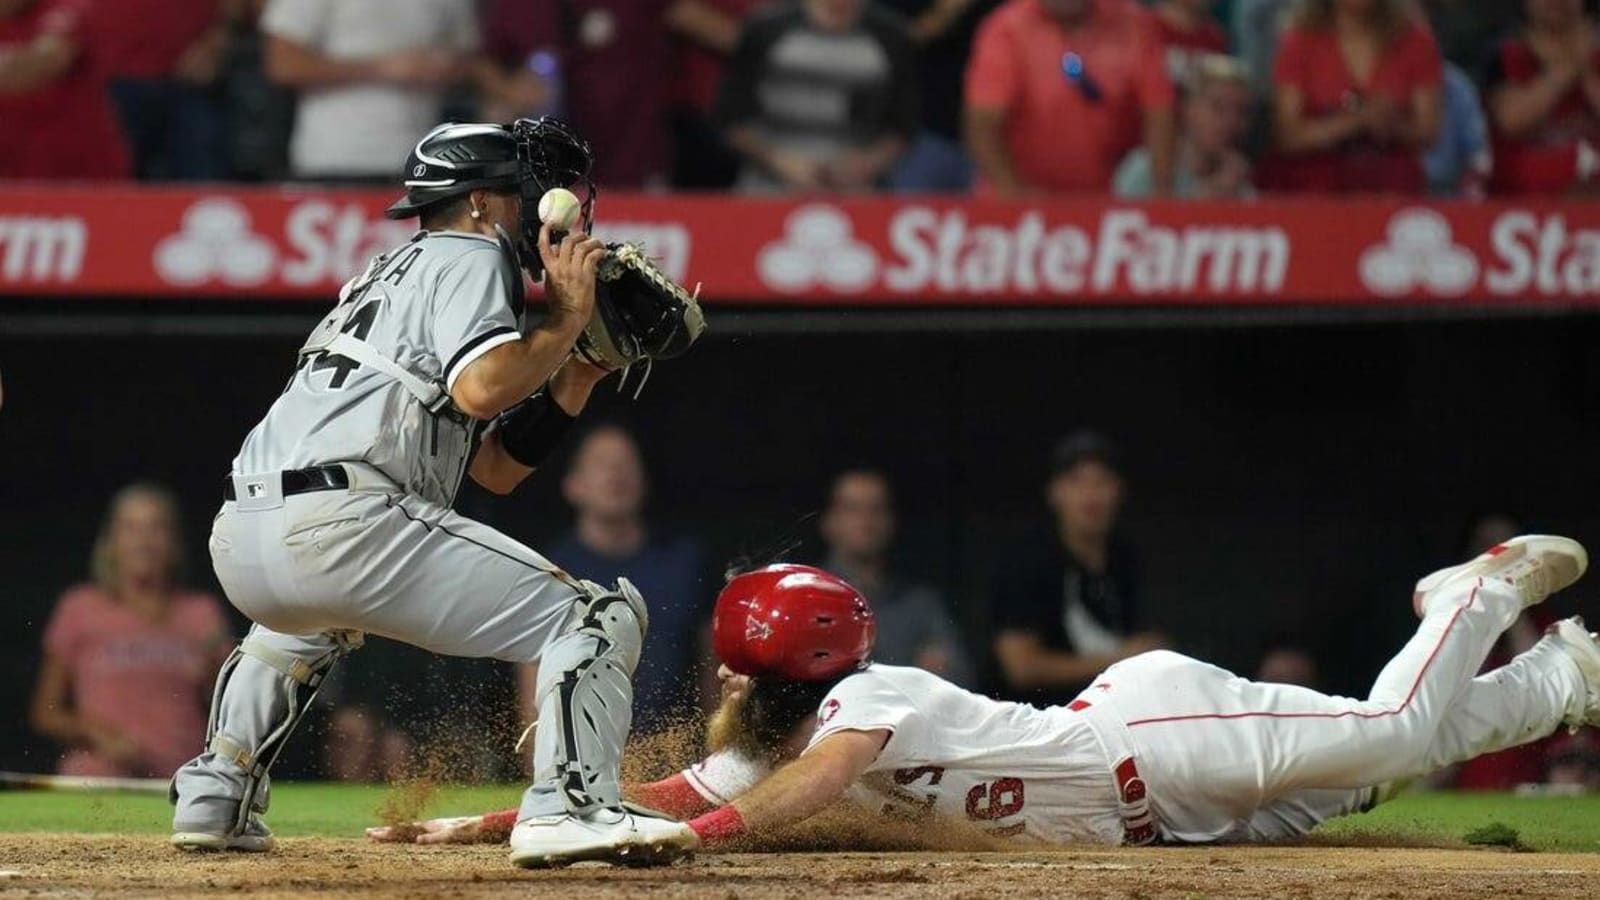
(508, 807, 698, 869)
(171, 817, 275, 853)
(1411, 535, 1588, 618)
(1551, 617, 1600, 729)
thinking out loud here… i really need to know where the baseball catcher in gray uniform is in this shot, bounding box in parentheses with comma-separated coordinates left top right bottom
(169, 117, 705, 868)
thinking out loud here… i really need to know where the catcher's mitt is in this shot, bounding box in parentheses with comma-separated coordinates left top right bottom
(574, 243, 706, 379)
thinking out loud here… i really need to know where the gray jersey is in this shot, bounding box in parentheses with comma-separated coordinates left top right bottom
(235, 230, 524, 507)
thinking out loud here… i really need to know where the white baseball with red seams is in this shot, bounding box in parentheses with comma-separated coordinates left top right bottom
(537, 188, 582, 231)
(682, 537, 1592, 844)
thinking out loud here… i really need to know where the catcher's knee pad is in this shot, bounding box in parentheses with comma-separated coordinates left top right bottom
(201, 630, 361, 834)
(532, 579, 648, 814)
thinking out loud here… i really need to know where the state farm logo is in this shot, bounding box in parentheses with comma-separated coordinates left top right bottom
(1359, 209, 1478, 296)
(758, 205, 877, 293)
(154, 198, 276, 286)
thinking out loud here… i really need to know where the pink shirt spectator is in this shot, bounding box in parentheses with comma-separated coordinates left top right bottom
(42, 585, 229, 778)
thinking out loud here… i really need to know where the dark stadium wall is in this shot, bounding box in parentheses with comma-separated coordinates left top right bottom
(3, 316, 1599, 771)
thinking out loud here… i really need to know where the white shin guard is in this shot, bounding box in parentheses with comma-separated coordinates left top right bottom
(524, 579, 648, 818)
(174, 629, 361, 835)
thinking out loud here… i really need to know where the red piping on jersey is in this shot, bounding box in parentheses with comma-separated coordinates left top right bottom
(1125, 581, 1479, 728)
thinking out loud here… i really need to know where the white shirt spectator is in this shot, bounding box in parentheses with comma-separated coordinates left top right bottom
(262, 0, 479, 178)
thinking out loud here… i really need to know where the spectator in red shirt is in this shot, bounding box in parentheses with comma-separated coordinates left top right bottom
(484, 0, 675, 189)
(0, 0, 130, 180)
(1263, 0, 1442, 194)
(90, 0, 238, 179)
(1151, 0, 1229, 83)
(29, 484, 232, 779)
(964, 0, 1177, 195)
(1485, 0, 1600, 195)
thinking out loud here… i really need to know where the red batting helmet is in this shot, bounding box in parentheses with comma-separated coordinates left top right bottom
(712, 564, 876, 681)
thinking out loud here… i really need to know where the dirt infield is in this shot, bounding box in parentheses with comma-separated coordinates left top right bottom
(2, 835, 1598, 899)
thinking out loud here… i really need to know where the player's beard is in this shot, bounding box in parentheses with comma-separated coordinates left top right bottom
(705, 676, 843, 764)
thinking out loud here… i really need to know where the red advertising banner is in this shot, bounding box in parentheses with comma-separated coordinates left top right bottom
(1, 185, 1598, 305)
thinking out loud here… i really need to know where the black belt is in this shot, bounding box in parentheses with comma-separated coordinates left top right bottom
(224, 465, 349, 501)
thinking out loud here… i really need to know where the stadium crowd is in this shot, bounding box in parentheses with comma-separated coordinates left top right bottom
(2, 0, 1599, 196)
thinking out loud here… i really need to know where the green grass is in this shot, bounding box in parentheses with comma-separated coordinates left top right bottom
(0, 782, 519, 838)
(3, 785, 1600, 852)
(1318, 791, 1600, 852)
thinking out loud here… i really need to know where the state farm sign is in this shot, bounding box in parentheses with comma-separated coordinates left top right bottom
(0, 186, 1595, 306)
(881, 207, 1289, 294)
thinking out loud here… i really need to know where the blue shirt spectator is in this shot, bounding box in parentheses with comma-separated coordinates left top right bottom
(1424, 61, 1491, 197)
(546, 426, 707, 733)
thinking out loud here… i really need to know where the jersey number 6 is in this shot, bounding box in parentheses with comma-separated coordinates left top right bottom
(965, 777, 1026, 821)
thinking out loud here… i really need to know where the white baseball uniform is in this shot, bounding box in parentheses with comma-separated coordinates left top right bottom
(173, 230, 640, 837)
(682, 574, 1588, 844)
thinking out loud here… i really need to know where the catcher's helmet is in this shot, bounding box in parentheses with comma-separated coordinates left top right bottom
(712, 565, 876, 681)
(385, 117, 596, 248)
(385, 122, 522, 219)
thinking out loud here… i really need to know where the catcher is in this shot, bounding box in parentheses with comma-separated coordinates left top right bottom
(373, 538, 1600, 849)
(171, 117, 704, 868)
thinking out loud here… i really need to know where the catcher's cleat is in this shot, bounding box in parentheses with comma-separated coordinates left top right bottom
(508, 807, 696, 869)
(171, 816, 275, 853)
(1551, 617, 1600, 729)
(1411, 535, 1587, 619)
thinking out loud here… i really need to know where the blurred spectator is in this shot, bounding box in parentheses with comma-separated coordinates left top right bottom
(323, 696, 410, 783)
(543, 425, 706, 732)
(1256, 643, 1320, 687)
(718, 0, 920, 192)
(1419, 0, 1520, 72)
(483, 0, 674, 188)
(818, 469, 973, 684)
(668, 0, 773, 189)
(1546, 732, 1600, 790)
(1485, 0, 1600, 195)
(217, 0, 295, 180)
(29, 484, 231, 778)
(262, 0, 478, 181)
(1424, 62, 1492, 196)
(964, 0, 1177, 195)
(1232, 0, 1290, 90)
(89, 0, 241, 180)
(1262, 0, 1442, 194)
(321, 644, 517, 783)
(0, 0, 131, 179)
(879, 0, 998, 191)
(991, 431, 1168, 706)
(1116, 51, 1254, 197)
(1151, 0, 1229, 82)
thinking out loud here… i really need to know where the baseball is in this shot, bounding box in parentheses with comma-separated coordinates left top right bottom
(537, 187, 582, 231)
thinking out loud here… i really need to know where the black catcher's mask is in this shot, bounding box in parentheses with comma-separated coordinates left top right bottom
(385, 116, 597, 274)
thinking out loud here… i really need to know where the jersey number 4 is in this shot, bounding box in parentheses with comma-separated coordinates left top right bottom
(307, 300, 380, 389)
